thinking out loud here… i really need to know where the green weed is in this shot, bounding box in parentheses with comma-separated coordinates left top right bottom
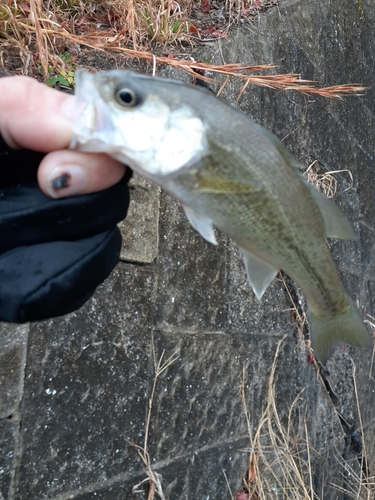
(43, 52, 76, 89)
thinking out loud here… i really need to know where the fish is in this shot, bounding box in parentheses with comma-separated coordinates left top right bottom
(70, 69, 373, 364)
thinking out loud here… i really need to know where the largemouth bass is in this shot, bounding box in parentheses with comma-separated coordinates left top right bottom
(70, 69, 372, 364)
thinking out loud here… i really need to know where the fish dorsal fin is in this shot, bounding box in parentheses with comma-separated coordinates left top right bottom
(273, 139, 303, 171)
(182, 205, 217, 245)
(241, 248, 278, 300)
(305, 184, 357, 240)
(273, 135, 356, 240)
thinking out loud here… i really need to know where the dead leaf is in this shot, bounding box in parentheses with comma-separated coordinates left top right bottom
(201, 0, 211, 14)
(212, 30, 228, 38)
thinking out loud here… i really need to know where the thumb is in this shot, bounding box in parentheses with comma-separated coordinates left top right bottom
(0, 76, 74, 151)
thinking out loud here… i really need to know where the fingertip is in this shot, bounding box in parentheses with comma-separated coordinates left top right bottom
(45, 165, 89, 198)
(38, 150, 126, 198)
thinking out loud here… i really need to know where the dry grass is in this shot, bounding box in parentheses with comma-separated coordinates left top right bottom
(239, 337, 318, 500)
(127, 344, 179, 500)
(0, 0, 193, 77)
(304, 160, 354, 199)
(0, 0, 195, 76)
(237, 337, 375, 500)
(329, 358, 375, 500)
(0, 0, 366, 100)
(134, 0, 193, 45)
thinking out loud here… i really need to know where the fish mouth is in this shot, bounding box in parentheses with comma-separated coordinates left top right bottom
(71, 70, 113, 141)
(73, 69, 97, 128)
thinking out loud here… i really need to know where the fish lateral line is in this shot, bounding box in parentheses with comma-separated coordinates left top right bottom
(194, 173, 258, 194)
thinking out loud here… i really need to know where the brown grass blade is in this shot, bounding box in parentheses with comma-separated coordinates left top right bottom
(13, 22, 367, 98)
(29, 0, 48, 75)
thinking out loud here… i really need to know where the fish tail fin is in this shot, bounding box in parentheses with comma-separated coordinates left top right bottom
(308, 296, 373, 364)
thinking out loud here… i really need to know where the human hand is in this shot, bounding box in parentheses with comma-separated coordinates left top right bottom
(0, 75, 126, 197)
(0, 76, 130, 323)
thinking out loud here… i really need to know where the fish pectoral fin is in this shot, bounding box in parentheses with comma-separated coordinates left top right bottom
(182, 205, 217, 245)
(306, 183, 357, 240)
(241, 249, 278, 300)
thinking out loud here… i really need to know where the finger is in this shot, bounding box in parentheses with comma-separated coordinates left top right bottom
(0, 76, 74, 151)
(37, 150, 126, 198)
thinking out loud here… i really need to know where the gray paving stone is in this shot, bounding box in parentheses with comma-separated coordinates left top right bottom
(15, 264, 153, 499)
(0, 420, 18, 500)
(154, 193, 229, 332)
(0, 323, 29, 419)
(118, 173, 160, 264)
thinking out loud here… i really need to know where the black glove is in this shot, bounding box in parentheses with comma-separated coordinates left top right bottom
(0, 136, 131, 323)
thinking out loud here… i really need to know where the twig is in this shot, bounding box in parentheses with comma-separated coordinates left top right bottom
(351, 360, 371, 499)
(128, 344, 179, 500)
(364, 315, 375, 381)
(223, 468, 235, 500)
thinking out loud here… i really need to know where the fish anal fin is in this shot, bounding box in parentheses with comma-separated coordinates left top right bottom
(306, 184, 357, 240)
(241, 248, 278, 300)
(182, 205, 217, 245)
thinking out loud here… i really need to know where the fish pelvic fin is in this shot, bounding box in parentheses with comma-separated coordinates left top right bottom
(308, 296, 373, 364)
(182, 205, 217, 245)
(241, 249, 278, 300)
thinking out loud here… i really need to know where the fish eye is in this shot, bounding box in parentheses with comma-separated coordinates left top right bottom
(115, 87, 140, 107)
